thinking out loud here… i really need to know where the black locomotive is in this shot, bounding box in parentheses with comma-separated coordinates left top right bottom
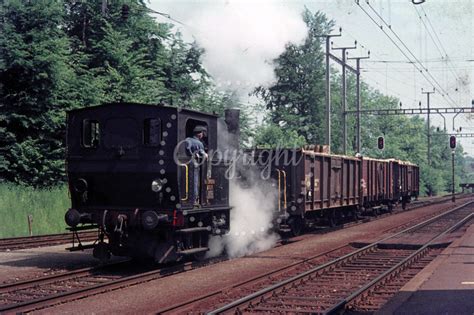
(65, 103, 236, 263)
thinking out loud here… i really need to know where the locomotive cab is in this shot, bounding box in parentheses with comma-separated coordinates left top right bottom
(65, 103, 231, 263)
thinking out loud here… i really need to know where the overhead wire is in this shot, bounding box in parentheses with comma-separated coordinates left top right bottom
(366, 58, 474, 63)
(366, 2, 457, 107)
(359, 0, 458, 109)
(355, 3, 442, 105)
(413, 5, 463, 85)
(420, 6, 463, 74)
(360, 73, 415, 101)
(344, 27, 435, 107)
(413, 6, 444, 58)
(365, 65, 474, 72)
(378, 3, 464, 111)
(357, 1, 472, 136)
(362, 64, 420, 90)
(419, 6, 473, 129)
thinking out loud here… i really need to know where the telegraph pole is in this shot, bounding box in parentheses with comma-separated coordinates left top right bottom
(449, 135, 456, 202)
(332, 42, 357, 155)
(422, 88, 435, 166)
(319, 28, 342, 153)
(325, 37, 331, 152)
(348, 52, 370, 153)
(452, 150, 455, 202)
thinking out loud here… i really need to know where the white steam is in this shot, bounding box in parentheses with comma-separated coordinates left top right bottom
(152, 1, 307, 95)
(207, 179, 280, 259)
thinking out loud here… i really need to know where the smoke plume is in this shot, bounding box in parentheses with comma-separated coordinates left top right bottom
(207, 178, 280, 259)
(151, 0, 307, 95)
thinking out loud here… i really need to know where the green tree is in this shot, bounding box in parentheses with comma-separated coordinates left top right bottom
(64, 1, 175, 105)
(253, 123, 307, 148)
(0, 0, 78, 186)
(1, 1, 218, 186)
(254, 9, 334, 145)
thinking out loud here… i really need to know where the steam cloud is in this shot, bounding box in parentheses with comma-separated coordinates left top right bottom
(151, 1, 307, 95)
(206, 120, 280, 259)
(207, 179, 280, 259)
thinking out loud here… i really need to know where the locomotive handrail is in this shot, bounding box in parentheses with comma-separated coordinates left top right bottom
(180, 163, 189, 201)
(276, 169, 287, 210)
(281, 170, 287, 209)
(277, 170, 281, 211)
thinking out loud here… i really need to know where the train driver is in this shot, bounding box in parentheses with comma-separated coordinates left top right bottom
(185, 125, 208, 206)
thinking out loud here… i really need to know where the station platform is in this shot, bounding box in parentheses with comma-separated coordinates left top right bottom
(379, 223, 474, 315)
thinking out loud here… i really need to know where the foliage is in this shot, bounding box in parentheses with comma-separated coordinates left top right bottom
(254, 9, 334, 145)
(1, 0, 77, 186)
(253, 123, 307, 148)
(0, 0, 233, 186)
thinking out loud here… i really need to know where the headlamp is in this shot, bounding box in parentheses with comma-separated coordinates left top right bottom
(151, 179, 164, 192)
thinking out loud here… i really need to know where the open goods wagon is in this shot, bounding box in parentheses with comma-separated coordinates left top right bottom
(246, 148, 419, 235)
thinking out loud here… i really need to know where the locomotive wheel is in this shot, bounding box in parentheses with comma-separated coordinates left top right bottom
(288, 217, 304, 236)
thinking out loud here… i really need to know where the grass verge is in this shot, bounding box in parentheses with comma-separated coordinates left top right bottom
(0, 183, 70, 238)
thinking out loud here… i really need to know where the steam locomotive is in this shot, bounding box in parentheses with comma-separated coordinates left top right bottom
(65, 103, 238, 263)
(64, 103, 419, 262)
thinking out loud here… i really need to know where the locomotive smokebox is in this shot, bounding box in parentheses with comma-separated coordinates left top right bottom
(224, 108, 240, 149)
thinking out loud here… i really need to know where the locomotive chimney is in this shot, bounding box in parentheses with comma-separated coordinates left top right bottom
(224, 108, 240, 149)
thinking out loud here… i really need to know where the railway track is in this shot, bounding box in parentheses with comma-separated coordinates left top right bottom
(0, 230, 98, 251)
(161, 200, 473, 314)
(0, 193, 466, 253)
(0, 254, 228, 314)
(304, 193, 470, 238)
(407, 192, 465, 210)
(1, 196, 470, 313)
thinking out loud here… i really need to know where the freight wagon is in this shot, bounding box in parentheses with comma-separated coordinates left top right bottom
(246, 147, 419, 236)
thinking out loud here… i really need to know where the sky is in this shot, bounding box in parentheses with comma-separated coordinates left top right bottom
(149, 0, 474, 155)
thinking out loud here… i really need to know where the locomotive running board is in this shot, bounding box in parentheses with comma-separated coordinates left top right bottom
(183, 206, 231, 214)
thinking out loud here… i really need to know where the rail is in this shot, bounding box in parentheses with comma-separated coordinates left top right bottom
(209, 200, 474, 314)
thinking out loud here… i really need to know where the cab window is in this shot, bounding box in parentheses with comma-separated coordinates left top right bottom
(82, 119, 100, 148)
(185, 119, 208, 148)
(144, 118, 161, 146)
